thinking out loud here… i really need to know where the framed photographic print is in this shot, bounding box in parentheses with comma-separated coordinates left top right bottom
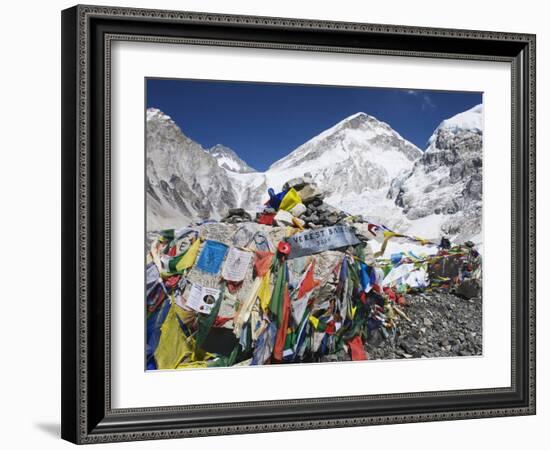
(61, 5, 536, 444)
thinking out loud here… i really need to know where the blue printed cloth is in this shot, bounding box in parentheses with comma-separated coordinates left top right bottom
(196, 240, 228, 274)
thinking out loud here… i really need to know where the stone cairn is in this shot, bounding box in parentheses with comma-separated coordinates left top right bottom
(221, 173, 354, 229)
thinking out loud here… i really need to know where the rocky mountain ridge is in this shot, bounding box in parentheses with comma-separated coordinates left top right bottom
(387, 104, 483, 242)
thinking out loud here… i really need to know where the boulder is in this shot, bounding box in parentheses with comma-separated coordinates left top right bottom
(274, 210, 294, 227)
(455, 279, 481, 299)
(289, 202, 307, 218)
(296, 184, 324, 204)
(283, 176, 313, 191)
(221, 208, 252, 223)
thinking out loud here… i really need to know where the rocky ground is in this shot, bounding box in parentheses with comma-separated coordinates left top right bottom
(321, 291, 482, 362)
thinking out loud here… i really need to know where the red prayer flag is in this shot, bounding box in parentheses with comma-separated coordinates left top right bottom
(298, 262, 320, 299)
(213, 316, 233, 328)
(226, 280, 243, 293)
(147, 288, 166, 313)
(257, 213, 275, 225)
(163, 274, 181, 289)
(325, 321, 336, 335)
(347, 335, 368, 361)
(272, 286, 291, 362)
(254, 251, 274, 278)
(383, 286, 397, 302)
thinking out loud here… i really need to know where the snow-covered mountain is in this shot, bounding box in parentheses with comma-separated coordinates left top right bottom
(268, 112, 421, 191)
(207, 144, 257, 173)
(264, 112, 422, 230)
(388, 104, 483, 242)
(146, 105, 483, 244)
(146, 109, 422, 230)
(146, 109, 241, 230)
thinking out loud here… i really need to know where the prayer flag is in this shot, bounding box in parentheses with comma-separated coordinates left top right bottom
(196, 240, 228, 274)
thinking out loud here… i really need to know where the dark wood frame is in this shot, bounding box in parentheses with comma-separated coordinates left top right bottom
(61, 4, 536, 444)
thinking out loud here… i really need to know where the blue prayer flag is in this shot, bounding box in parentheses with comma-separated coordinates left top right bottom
(391, 252, 403, 264)
(359, 262, 372, 292)
(196, 240, 228, 274)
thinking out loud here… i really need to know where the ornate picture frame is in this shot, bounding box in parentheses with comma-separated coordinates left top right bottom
(61, 5, 535, 444)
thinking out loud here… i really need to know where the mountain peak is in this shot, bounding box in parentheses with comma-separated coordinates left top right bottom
(208, 144, 233, 154)
(427, 104, 483, 151)
(147, 107, 172, 123)
(438, 104, 483, 133)
(334, 111, 378, 128)
(207, 144, 257, 174)
(343, 111, 369, 121)
(268, 111, 421, 179)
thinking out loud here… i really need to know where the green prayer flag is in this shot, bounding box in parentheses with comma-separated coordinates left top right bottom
(195, 284, 225, 350)
(348, 260, 360, 287)
(168, 252, 185, 273)
(269, 260, 286, 326)
(159, 229, 175, 241)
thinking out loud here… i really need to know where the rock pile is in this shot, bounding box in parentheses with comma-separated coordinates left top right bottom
(221, 208, 252, 224)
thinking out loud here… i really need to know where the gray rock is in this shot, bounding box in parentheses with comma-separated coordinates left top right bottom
(309, 198, 323, 207)
(324, 212, 339, 225)
(297, 184, 324, 204)
(222, 208, 252, 223)
(455, 279, 481, 299)
(228, 208, 247, 216)
(283, 176, 313, 191)
(320, 349, 351, 363)
(400, 337, 417, 355)
(308, 214, 320, 224)
(367, 329, 384, 346)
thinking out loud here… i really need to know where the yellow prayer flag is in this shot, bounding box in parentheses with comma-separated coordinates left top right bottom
(258, 272, 272, 311)
(234, 277, 263, 338)
(154, 303, 194, 369)
(309, 315, 319, 329)
(173, 304, 196, 327)
(176, 238, 201, 272)
(279, 188, 301, 212)
(176, 360, 209, 369)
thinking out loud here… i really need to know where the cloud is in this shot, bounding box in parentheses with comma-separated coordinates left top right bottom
(421, 94, 436, 110)
(404, 89, 436, 110)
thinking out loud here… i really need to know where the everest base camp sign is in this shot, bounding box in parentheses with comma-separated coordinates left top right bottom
(286, 225, 361, 259)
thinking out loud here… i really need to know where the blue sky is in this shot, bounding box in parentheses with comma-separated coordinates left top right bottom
(146, 79, 482, 172)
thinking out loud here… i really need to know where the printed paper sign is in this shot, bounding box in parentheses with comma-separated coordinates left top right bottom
(222, 247, 253, 282)
(286, 225, 360, 259)
(185, 283, 220, 314)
